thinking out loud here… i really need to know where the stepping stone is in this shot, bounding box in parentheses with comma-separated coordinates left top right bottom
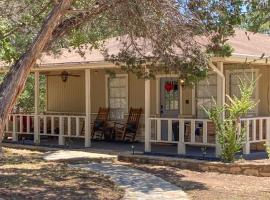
(74, 163, 189, 200)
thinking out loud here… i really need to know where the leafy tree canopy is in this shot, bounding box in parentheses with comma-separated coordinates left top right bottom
(0, 0, 245, 84)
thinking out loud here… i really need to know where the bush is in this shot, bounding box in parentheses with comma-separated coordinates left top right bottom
(266, 145, 270, 158)
(204, 78, 257, 162)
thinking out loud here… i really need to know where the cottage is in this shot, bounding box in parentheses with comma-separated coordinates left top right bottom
(2, 29, 270, 157)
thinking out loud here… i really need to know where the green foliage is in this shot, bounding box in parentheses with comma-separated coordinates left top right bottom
(266, 145, 270, 159)
(204, 78, 257, 162)
(0, 74, 46, 113)
(0, 0, 248, 86)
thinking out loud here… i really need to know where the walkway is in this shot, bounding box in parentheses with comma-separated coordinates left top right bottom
(43, 150, 117, 162)
(74, 163, 189, 200)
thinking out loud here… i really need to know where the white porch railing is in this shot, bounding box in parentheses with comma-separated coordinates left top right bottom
(240, 117, 270, 154)
(4, 114, 270, 154)
(5, 114, 35, 141)
(149, 116, 270, 155)
(4, 113, 86, 145)
(149, 118, 215, 145)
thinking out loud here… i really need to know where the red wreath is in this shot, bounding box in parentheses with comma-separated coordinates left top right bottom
(165, 82, 173, 92)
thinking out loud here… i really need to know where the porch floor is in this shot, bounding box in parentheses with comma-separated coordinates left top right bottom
(3, 137, 268, 160)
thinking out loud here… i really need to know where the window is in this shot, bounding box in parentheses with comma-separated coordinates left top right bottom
(107, 75, 128, 120)
(196, 74, 217, 118)
(164, 80, 179, 111)
(227, 69, 258, 116)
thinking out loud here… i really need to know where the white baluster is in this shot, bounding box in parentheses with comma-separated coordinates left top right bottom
(58, 116, 65, 145)
(43, 116, 47, 135)
(178, 119, 186, 154)
(19, 115, 23, 133)
(259, 119, 263, 141)
(51, 116, 54, 134)
(76, 117, 80, 137)
(12, 115, 17, 141)
(68, 117, 71, 136)
(266, 118, 270, 146)
(157, 119, 161, 141)
(203, 121, 207, 144)
(252, 120, 256, 141)
(27, 116, 30, 134)
(243, 120, 250, 154)
(168, 119, 172, 142)
(191, 120, 195, 143)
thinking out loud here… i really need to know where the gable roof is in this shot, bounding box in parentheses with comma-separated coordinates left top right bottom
(2, 29, 270, 68)
(228, 29, 270, 57)
(39, 29, 270, 66)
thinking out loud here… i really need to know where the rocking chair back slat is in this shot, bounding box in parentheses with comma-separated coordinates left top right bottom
(126, 107, 142, 129)
(96, 107, 110, 122)
(114, 107, 142, 142)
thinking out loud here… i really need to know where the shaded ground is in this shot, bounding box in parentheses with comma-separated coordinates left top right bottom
(0, 148, 124, 200)
(123, 162, 270, 200)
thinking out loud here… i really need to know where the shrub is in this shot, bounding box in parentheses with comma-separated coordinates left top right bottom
(204, 78, 257, 162)
(266, 145, 270, 158)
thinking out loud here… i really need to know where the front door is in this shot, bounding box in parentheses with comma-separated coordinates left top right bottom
(160, 77, 180, 140)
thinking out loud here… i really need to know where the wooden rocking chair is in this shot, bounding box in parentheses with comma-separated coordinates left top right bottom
(114, 107, 142, 142)
(80, 107, 110, 140)
(91, 107, 110, 140)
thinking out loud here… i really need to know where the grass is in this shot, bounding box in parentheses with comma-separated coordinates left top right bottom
(0, 148, 124, 200)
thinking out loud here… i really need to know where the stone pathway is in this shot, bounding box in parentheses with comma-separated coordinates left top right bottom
(74, 163, 188, 200)
(43, 150, 116, 162)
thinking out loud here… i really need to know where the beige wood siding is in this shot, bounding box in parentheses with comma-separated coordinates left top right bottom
(181, 86, 193, 116)
(224, 64, 270, 116)
(91, 69, 106, 113)
(46, 70, 85, 113)
(129, 74, 144, 110)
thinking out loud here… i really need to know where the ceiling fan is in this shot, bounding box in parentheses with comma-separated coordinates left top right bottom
(45, 71, 81, 82)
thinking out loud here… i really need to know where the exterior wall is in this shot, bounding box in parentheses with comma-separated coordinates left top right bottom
(46, 70, 85, 113)
(91, 69, 106, 113)
(224, 64, 270, 116)
(181, 86, 193, 117)
(45, 64, 270, 142)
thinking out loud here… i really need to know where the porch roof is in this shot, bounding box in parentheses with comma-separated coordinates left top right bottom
(39, 29, 270, 66)
(2, 29, 270, 70)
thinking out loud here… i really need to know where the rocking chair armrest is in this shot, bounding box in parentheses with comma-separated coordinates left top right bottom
(114, 121, 125, 126)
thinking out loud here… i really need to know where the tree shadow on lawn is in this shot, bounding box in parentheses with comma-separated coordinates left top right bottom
(0, 149, 124, 200)
(0, 165, 123, 200)
(127, 164, 208, 192)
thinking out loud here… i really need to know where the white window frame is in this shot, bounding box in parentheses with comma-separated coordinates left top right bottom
(105, 74, 129, 119)
(225, 68, 259, 116)
(195, 72, 217, 119)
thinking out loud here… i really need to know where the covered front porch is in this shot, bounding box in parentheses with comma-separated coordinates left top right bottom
(3, 60, 270, 158)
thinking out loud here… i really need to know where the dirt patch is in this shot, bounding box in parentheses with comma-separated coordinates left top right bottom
(123, 162, 270, 200)
(0, 148, 124, 200)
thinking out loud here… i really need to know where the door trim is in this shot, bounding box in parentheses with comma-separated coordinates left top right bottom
(156, 74, 183, 115)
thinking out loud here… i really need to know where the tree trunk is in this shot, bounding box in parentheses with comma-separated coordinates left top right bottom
(0, 0, 73, 141)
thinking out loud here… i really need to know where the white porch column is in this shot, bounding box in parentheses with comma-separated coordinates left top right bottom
(145, 76, 151, 152)
(215, 61, 225, 156)
(34, 71, 40, 144)
(85, 69, 91, 147)
(266, 118, 270, 147)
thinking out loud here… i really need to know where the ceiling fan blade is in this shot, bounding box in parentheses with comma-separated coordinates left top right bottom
(46, 74, 62, 76)
(68, 74, 81, 77)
